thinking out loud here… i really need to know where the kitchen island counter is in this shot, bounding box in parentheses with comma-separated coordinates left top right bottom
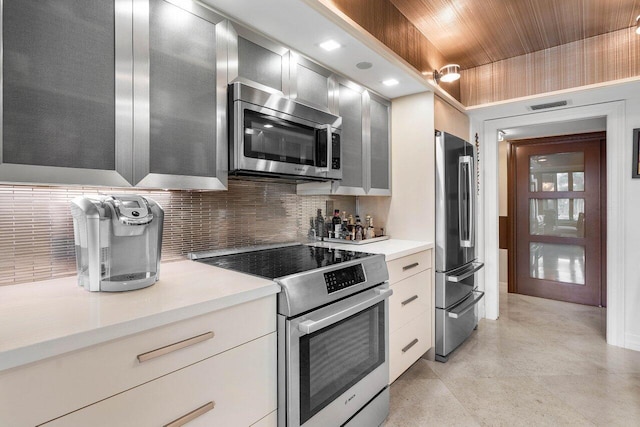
(0, 260, 279, 372)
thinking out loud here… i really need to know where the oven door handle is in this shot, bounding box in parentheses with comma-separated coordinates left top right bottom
(298, 288, 393, 335)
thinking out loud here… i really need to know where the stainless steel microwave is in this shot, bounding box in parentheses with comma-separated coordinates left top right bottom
(229, 82, 342, 181)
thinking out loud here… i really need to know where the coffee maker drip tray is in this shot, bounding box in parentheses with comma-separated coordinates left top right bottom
(100, 271, 158, 292)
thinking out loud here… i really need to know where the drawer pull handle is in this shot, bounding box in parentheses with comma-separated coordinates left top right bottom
(402, 338, 419, 353)
(137, 331, 214, 363)
(402, 262, 419, 271)
(401, 295, 419, 306)
(164, 401, 215, 427)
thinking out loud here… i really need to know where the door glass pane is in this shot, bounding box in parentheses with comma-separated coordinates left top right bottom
(530, 199, 585, 237)
(299, 302, 385, 424)
(530, 152, 584, 192)
(573, 172, 585, 191)
(530, 243, 585, 284)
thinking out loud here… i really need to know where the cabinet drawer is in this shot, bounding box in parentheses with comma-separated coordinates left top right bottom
(43, 332, 277, 427)
(389, 311, 431, 384)
(389, 270, 431, 332)
(0, 296, 275, 427)
(387, 250, 431, 284)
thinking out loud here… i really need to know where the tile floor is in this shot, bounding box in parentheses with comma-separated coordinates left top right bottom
(384, 286, 640, 426)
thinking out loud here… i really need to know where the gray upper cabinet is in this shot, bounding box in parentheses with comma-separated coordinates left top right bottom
(290, 55, 332, 111)
(0, 0, 228, 190)
(0, 0, 132, 186)
(367, 93, 391, 195)
(331, 80, 367, 195)
(132, 0, 227, 190)
(228, 23, 289, 96)
(297, 83, 392, 196)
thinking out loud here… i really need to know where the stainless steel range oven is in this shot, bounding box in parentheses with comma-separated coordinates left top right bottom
(192, 244, 391, 427)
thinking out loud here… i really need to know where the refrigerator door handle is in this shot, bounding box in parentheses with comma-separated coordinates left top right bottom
(447, 290, 484, 318)
(447, 262, 484, 282)
(458, 155, 473, 248)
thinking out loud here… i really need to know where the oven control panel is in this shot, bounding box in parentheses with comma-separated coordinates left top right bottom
(324, 264, 366, 294)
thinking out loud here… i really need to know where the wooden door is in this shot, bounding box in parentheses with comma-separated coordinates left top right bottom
(510, 133, 604, 306)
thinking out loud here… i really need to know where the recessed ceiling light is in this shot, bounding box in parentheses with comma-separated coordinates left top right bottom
(356, 61, 373, 70)
(263, 124, 273, 128)
(319, 40, 341, 51)
(382, 79, 399, 86)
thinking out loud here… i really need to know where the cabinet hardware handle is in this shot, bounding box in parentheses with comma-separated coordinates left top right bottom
(402, 262, 419, 271)
(402, 338, 419, 353)
(164, 401, 215, 427)
(137, 331, 214, 363)
(401, 295, 419, 306)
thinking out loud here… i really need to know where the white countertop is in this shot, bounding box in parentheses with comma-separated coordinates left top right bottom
(309, 239, 433, 261)
(0, 260, 279, 372)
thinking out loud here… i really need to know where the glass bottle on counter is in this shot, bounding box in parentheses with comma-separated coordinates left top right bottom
(315, 208, 325, 239)
(332, 209, 342, 239)
(355, 215, 363, 241)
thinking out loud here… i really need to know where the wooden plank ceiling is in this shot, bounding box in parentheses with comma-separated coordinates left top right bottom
(389, 0, 640, 69)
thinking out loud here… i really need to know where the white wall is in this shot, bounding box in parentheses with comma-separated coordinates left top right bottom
(623, 97, 640, 350)
(370, 91, 435, 242)
(434, 95, 469, 140)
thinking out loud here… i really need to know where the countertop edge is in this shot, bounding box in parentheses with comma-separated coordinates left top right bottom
(306, 239, 434, 261)
(0, 282, 280, 372)
(382, 242, 434, 261)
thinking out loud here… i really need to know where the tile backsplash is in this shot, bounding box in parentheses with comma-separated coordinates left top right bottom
(0, 180, 355, 286)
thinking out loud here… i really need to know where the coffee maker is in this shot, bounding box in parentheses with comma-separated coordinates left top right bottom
(71, 195, 164, 292)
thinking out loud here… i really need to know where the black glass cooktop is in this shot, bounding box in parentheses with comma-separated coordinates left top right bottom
(196, 244, 373, 279)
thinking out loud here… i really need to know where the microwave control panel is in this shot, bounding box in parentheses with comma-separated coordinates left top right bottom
(324, 264, 366, 294)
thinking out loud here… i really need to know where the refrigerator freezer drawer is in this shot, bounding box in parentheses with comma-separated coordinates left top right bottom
(435, 290, 483, 358)
(435, 262, 483, 309)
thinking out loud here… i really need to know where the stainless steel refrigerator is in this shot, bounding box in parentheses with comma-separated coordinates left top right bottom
(435, 130, 484, 362)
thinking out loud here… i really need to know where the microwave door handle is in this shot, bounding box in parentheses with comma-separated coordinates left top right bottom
(297, 287, 393, 335)
(459, 156, 473, 248)
(316, 124, 330, 174)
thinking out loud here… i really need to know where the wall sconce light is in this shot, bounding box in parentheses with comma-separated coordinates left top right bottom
(433, 64, 461, 84)
(636, 15, 640, 35)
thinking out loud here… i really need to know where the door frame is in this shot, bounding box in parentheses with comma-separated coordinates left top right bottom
(480, 101, 626, 347)
(507, 132, 606, 305)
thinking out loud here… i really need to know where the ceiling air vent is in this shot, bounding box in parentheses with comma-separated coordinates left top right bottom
(528, 100, 568, 111)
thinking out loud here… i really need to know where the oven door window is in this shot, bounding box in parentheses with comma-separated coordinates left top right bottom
(244, 109, 317, 166)
(299, 301, 385, 424)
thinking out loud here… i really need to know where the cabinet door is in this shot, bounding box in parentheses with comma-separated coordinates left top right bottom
(132, 0, 227, 190)
(367, 93, 391, 195)
(228, 23, 289, 96)
(290, 54, 332, 111)
(0, 0, 132, 186)
(332, 80, 367, 195)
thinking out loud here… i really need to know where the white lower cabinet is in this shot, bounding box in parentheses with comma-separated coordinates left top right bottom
(43, 333, 276, 427)
(251, 410, 278, 427)
(389, 311, 431, 383)
(0, 295, 277, 427)
(387, 250, 433, 383)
